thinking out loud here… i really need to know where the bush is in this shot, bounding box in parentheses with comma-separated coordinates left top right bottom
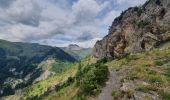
(97, 57, 108, 64)
(134, 7, 144, 16)
(75, 61, 109, 98)
(148, 75, 163, 83)
(136, 84, 150, 93)
(154, 60, 164, 66)
(112, 90, 124, 99)
(137, 20, 150, 28)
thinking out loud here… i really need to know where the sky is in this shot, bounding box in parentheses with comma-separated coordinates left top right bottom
(0, 0, 147, 47)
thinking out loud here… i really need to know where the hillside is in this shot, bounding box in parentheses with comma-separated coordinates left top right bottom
(61, 44, 92, 60)
(97, 42, 170, 100)
(21, 42, 170, 100)
(1, 0, 170, 100)
(0, 39, 76, 97)
(34, 0, 170, 99)
(93, 0, 170, 59)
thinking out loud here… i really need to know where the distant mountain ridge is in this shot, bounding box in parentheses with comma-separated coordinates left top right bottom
(0, 39, 76, 97)
(61, 44, 92, 60)
(67, 44, 83, 51)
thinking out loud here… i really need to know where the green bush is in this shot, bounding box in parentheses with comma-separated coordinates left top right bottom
(136, 84, 150, 93)
(75, 61, 109, 98)
(154, 60, 164, 66)
(134, 7, 144, 16)
(148, 75, 163, 83)
(137, 20, 150, 28)
(112, 90, 124, 99)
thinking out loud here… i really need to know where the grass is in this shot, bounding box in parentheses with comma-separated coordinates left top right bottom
(112, 90, 124, 99)
(154, 60, 164, 66)
(110, 42, 170, 99)
(160, 91, 170, 100)
(23, 64, 78, 100)
(42, 83, 79, 100)
(23, 56, 97, 100)
(23, 42, 170, 100)
(135, 84, 156, 93)
(75, 59, 109, 99)
(164, 68, 170, 78)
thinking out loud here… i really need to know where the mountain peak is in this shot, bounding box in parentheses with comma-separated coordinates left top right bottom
(67, 44, 83, 51)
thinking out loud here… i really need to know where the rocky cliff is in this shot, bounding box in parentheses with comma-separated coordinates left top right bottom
(93, 0, 170, 59)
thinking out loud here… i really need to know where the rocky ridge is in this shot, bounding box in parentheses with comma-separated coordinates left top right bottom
(93, 0, 170, 59)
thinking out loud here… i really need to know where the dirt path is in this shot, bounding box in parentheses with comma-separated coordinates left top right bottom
(96, 71, 120, 100)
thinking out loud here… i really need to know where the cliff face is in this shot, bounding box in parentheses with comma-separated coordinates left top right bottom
(93, 0, 170, 59)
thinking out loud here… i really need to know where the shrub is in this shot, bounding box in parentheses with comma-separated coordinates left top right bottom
(112, 90, 124, 99)
(136, 84, 150, 93)
(75, 62, 109, 98)
(134, 7, 144, 16)
(154, 60, 164, 66)
(137, 20, 150, 28)
(156, 0, 161, 6)
(126, 70, 139, 80)
(148, 75, 163, 83)
(97, 57, 108, 64)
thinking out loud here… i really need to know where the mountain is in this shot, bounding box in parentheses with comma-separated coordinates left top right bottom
(93, 0, 170, 59)
(67, 44, 83, 51)
(34, 41, 170, 100)
(61, 44, 92, 60)
(21, 0, 170, 100)
(0, 39, 76, 97)
(20, 42, 170, 100)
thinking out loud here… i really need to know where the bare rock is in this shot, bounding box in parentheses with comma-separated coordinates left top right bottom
(133, 91, 159, 100)
(93, 0, 170, 59)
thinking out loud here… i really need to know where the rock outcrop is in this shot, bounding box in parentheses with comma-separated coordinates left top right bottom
(93, 0, 170, 59)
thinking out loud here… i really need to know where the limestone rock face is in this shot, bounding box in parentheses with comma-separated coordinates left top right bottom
(93, 0, 170, 59)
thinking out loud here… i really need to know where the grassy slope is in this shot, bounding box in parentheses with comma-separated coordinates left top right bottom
(62, 48, 92, 60)
(108, 42, 170, 100)
(43, 43, 170, 100)
(24, 42, 170, 100)
(23, 56, 97, 100)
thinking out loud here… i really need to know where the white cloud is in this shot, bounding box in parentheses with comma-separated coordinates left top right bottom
(0, 0, 147, 47)
(101, 10, 121, 25)
(116, 0, 147, 6)
(0, 0, 41, 26)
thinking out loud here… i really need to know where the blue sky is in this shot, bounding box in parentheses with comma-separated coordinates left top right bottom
(0, 0, 147, 47)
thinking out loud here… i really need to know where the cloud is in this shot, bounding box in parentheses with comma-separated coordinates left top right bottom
(0, 0, 147, 47)
(72, 0, 107, 25)
(0, 0, 16, 8)
(116, 0, 147, 6)
(0, 0, 42, 26)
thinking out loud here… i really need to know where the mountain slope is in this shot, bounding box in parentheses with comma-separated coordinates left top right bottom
(93, 0, 170, 59)
(27, 42, 170, 100)
(99, 42, 170, 100)
(0, 39, 76, 97)
(61, 44, 92, 60)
